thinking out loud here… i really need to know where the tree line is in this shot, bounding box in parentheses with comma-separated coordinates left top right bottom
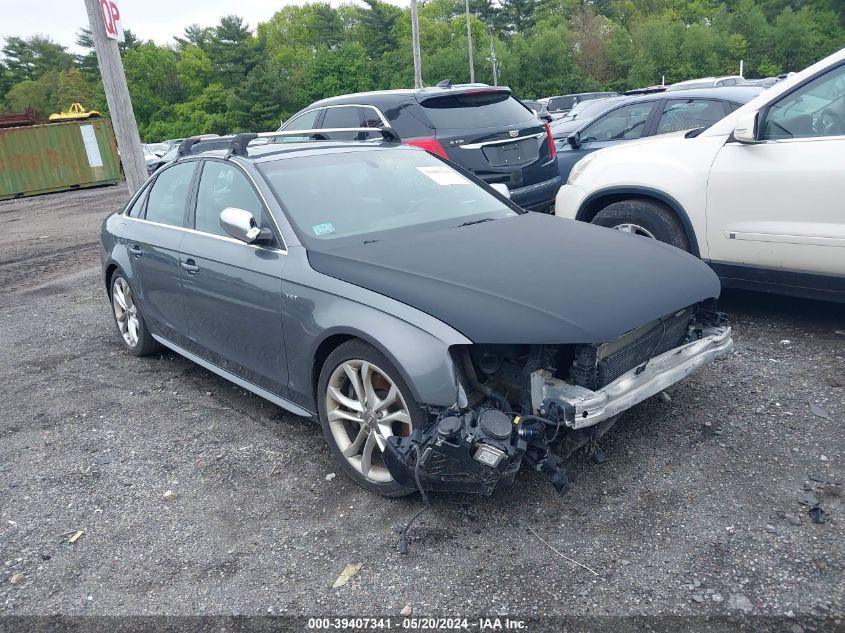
(1, 0, 843, 140)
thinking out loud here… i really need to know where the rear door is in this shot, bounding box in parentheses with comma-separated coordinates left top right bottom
(129, 160, 197, 346)
(178, 159, 289, 396)
(418, 90, 556, 190)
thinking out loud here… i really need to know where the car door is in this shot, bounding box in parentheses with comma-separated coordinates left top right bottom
(706, 62, 845, 280)
(651, 98, 732, 136)
(129, 160, 197, 346)
(557, 101, 658, 179)
(178, 159, 289, 396)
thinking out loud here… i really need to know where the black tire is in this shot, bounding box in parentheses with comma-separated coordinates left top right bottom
(592, 199, 690, 252)
(109, 270, 159, 356)
(317, 339, 425, 498)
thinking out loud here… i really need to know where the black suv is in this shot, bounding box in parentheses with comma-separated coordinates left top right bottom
(279, 85, 561, 212)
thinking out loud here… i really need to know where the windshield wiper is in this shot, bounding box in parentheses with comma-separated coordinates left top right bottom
(456, 217, 496, 228)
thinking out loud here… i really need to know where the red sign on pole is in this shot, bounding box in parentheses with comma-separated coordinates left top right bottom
(99, 0, 125, 42)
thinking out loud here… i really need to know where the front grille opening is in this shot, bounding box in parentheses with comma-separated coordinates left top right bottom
(570, 306, 696, 390)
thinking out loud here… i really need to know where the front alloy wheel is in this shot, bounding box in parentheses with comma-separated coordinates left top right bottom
(318, 340, 421, 497)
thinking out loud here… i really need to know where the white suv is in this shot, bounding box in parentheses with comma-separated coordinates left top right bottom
(555, 48, 845, 303)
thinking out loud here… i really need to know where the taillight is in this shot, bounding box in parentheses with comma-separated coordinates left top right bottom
(544, 123, 557, 160)
(405, 138, 450, 159)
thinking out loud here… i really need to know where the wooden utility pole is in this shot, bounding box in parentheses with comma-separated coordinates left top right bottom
(410, 0, 423, 89)
(465, 0, 475, 83)
(83, 0, 147, 194)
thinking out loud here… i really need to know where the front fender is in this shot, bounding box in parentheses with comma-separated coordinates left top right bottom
(282, 251, 472, 412)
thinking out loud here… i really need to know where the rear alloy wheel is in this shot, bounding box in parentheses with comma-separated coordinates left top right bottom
(592, 199, 690, 252)
(110, 272, 158, 356)
(318, 340, 422, 497)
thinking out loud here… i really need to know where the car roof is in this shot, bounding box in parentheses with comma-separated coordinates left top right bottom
(625, 85, 763, 103)
(308, 83, 511, 108)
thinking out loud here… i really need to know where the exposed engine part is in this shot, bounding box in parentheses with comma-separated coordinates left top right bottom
(569, 306, 696, 390)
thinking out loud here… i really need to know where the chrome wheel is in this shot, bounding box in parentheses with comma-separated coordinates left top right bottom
(112, 277, 139, 348)
(325, 360, 413, 483)
(613, 223, 655, 239)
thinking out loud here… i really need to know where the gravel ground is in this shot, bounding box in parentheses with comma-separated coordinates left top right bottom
(0, 188, 842, 625)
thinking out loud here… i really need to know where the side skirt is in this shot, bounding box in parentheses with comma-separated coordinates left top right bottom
(709, 261, 845, 303)
(151, 334, 316, 418)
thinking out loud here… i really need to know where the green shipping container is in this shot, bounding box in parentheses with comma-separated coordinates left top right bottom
(0, 118, 122, 200)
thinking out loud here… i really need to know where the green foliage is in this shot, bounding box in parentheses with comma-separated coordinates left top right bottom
(2, 2, 844, 132)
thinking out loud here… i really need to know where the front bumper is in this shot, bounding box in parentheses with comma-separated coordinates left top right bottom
(553, 183, 587, 220)
(531, 326, 733, 430)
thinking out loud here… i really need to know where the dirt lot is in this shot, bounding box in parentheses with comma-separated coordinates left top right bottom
(0, 187, 842, 625)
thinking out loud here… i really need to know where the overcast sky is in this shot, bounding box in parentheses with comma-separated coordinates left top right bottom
(2, 0, 406, 53)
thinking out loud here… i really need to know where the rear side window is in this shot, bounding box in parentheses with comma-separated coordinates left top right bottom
(548, 96, 575, 112)
(655, 99, 727, 135)
(421, 93, 533, 129)
(322, 106, 363, 128)
(145, 162, 196, 227)
(195, 161, 265, 238)
(581, 102, 656, 142)
(126, 189, 147, 217)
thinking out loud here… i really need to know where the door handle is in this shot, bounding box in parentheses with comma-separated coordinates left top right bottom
(181, 259, 199, 275)
(129, 244, 143, 257)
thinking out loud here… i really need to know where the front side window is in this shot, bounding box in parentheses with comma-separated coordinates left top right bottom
(195, 161, 265, 238)
(761, 63, 845, 140)
(655, 99, 727, 135)
(145, 162, 196, 226)
(258, 148, 517, 248)
(580, 102, 656, 142)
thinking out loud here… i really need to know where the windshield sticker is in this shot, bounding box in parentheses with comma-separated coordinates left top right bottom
(312, 222, 336, 236)
(416, 166, 470, 186)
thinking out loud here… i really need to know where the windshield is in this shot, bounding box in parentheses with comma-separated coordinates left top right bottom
(258, 148, 517, 247)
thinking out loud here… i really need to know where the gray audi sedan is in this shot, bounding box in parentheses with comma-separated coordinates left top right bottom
(101, 132, 733, 498)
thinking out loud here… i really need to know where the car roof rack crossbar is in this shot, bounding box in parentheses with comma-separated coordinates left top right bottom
(177, 138, 201, 157)
(225, 132, 259, 158)
(254, 126, 402, 144)
(178, 126, 404, 159)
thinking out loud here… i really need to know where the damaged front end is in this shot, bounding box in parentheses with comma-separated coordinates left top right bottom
(383, 302, 733, 495)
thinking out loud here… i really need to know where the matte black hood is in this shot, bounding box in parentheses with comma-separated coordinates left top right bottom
(308, 213, 721, 344)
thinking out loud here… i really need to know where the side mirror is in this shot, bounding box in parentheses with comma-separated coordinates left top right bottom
(733, 110, 758, 143)
(566, 132, 581, 150)
(490, 183, 510, 199)
(220, 207, 262, 243)
(540, 113, 553, 124)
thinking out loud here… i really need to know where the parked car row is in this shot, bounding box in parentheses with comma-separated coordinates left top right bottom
(555, 48, 845, 303)
(550, 86, 764, 182)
